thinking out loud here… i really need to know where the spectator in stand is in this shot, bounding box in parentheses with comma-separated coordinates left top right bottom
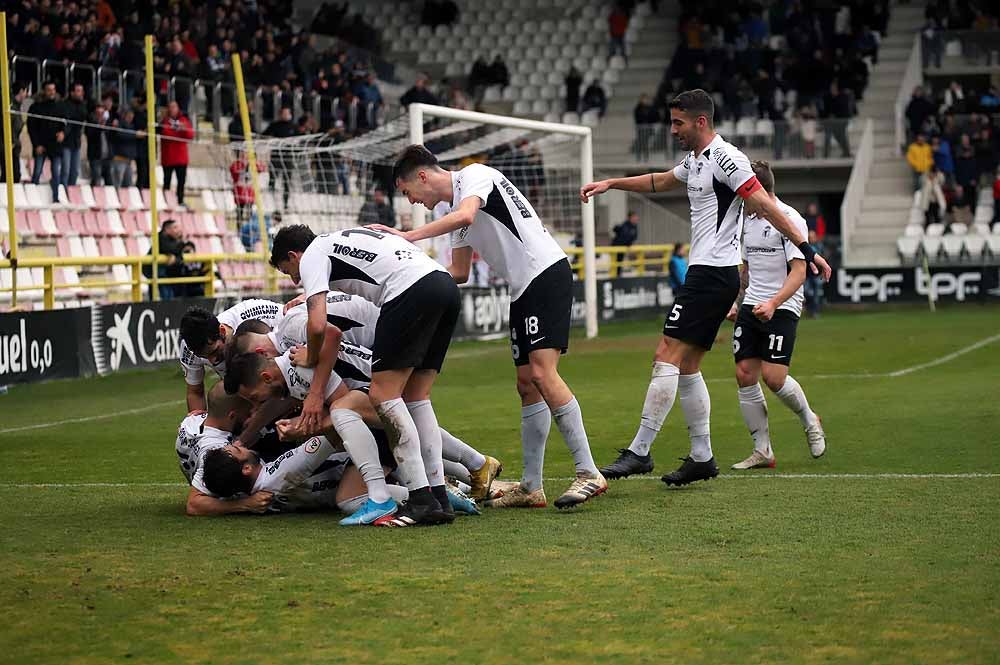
(148, 219, 187, 301)
(488, 55, 510, 89)
(608, 3, 629, 64)
(27, 81, 66, 202)
(355, 73, 383, 125)
(948, 184, 973, 226)
(164, 36, 196, 112)
(132, 94, 150, 189)
(0, 83, 28, 185)
(931, 136, 954, 185)
(357, 188, 396, 227)
(582, 80, 608, 118)
(974, 129, 996, 186)
(940, 80, 966, 114)
(160, 100, 194, 206)
(803, 203, 826, 239)
(60, 82, 88, 188)
(611, 211, 640, 269)
(906, 133, 933, 191)
(821, 81, 853, 158)
(421, 0, 459, 28)
(953, 133, 978, 202)
(202, 43, 228, 81)
(855, 25, 880, 65)
(920, 165, 947, 227)
(109, 109, 136, 187)
(905, 86, 936, 142)
(400, 73, 440, 107)
(447, 82, 472, 111)
(981, 87, 1000, 110)
(565, 67, 583, 114)
(633, 94, 660, 161)
(230, 151, 263, 229)
(85, 100, 112, 186)
(921, 17, 944, 69)
(667, 244, 688, 293)
(468, 55, 491, 95)
(993, 169, 1000, 226)
(264, 107, 298, 210)
(798, 104, 819, 159)
(803, 230, 824, 318)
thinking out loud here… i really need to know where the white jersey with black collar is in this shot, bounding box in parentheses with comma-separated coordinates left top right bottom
(269, 291, 378, 353)
(179, 299, 283, 385)
(274, 352, 343, 402)
(672, 134, 760, 268)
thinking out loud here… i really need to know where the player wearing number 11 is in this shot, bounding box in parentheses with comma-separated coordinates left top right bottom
(369, 144, 607, 510)
(580, 89, 832, 487)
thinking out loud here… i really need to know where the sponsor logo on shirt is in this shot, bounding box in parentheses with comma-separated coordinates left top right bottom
(498, 177, 532, 219)
(712, 146, 739, 177)
(239, 303, 280, 321)
(331, 243, 377, 262)
(304, 438, 321, 454)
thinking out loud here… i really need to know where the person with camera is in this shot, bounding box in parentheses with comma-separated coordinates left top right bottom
(145, 219, 187, 301)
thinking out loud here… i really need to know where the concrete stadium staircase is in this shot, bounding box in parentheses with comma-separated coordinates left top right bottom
(593, 7, 679, 166)
(847, 4, 925, 266)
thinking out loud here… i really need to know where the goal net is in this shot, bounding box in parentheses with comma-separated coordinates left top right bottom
(211, 104, 598, 336)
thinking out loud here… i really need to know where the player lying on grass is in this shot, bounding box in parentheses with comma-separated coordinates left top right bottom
(727, 161, 827, 469)
(270, 224, 461, 527)
(229, 306, 503, 501)
(201, 435, 409, 515)
(177, 382, 276, 516)
(178, 299, 283, 424)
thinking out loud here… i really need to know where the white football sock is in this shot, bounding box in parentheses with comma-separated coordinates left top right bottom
(737, 384, 772, 456)
(552, 397, 599, 476)
(330, 408, 391, 503)
(439, 427, 487, 473)
(442, 459, 472, 485)
(375, 398, 428, 490)
(678, 372, 713, 462)
(774, 376, 819, 429)
(405, 400, 446, 487)
(520, 401, 551, 492)
(627, 362, 680, 456)
(337, 484, 409, 514)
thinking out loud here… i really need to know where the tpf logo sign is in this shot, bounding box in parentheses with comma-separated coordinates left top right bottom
(836, 269, 903, 303)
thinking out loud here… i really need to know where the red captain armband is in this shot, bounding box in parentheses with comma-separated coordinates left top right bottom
(736, 176, 763, 199)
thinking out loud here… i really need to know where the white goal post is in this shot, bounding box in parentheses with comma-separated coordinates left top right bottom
(407, 103, 598, 339)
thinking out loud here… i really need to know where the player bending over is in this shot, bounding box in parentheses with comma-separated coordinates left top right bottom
(178, 299, 283, 411)
(728, 161, 827, 469)
(270, 224, 462, 527)
(580, 89, 831, 487)
(371, 144, 605, 510)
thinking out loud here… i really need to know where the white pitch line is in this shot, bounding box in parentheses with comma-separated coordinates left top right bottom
(3, 333, 998, 437)
(0, 400, 185, 435)
(0, 473, 997, 489)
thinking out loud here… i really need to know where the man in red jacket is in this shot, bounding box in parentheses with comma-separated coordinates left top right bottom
(161, 101, 194, 206)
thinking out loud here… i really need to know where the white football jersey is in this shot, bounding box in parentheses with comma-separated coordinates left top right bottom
(672, 134, 759, 267)
(448, 163, 567, 300)
(179, 299, 284, 385)
(274, 352, 343, 402)
(299, 229, 446, 306)
(741, 196, 808, 316)
(334, 342, 373, 391)
(253, 436, 351, 512)
(269, 291, 378, 353)
(175, 412, 232, 493)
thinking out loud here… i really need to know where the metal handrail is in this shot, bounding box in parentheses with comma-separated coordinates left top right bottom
(69, 63, 97, 100)
(41, 58, 69, 93)
(565, 243, 677, 279)
(11, 55, 41, 92)
(96, 65, 121, 99)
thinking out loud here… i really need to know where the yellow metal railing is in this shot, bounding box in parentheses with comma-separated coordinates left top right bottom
(565, 244, 676, 280)
(0, 252, 274, 309)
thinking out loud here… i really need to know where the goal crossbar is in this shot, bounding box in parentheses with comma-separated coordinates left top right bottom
(407, 103, 598, 338)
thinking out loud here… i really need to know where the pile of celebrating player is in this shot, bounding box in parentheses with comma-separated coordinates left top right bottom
(174, 88, 829, 526)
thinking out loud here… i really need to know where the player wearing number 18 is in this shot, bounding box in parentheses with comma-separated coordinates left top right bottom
(370, 144, 607, 510)
(269, 224, 460, 527)
(580, 89, 832, 487)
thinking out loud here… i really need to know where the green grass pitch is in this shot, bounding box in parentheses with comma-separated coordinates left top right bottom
(1, 305, 998, 664)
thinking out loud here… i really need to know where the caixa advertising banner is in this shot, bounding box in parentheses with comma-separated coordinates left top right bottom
(0, 309, 94, 384)
(830, 267, 1000, 304)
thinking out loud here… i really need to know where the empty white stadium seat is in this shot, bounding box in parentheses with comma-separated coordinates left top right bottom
(897, 236, 920, 262)
(972, 223, 990, 237)
(940, 235, 965, 260)
(950, 222, 968, 236)
(925, 223, 945, 237)
(964, 234, 987, 260)
(903, 224, 924, 237)
(513, 100, 532, 116)
(921, 235, 943, 260)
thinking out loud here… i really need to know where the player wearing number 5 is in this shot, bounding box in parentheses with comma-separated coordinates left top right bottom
(580, 89, 832, 487)
(370, 144, 607, 510)
(728, 161, 826, 469)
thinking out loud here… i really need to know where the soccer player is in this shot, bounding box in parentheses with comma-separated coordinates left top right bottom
(368, 144, 605, 510)
(178, 382, 273, 516)
(269, 223, 461, 526)
(728, 161, 827, 468)
(201, 436, 408, 515)
(580, 89, 832, 486)
(179, 299, 283, 411)
(229, 319, 503, 500)
(279, 290, 380, 349)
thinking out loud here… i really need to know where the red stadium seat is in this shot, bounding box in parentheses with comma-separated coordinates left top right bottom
(56, 236, 72, 257)
(98, 236, 114, 257)
(22, 210, 40, 236)
(53, 210, 74, 235)
(82, 211, 103, 235)
(68, 211, 87, 234)
(66, 185, 85, 207)
(124, 236, 140, 256)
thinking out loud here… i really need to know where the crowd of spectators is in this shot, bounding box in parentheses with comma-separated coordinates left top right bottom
(904, 80, 1000, 228)
(920, 2, 1000, 69)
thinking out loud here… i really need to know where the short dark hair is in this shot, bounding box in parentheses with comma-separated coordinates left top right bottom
(180, 306, 221, 355)
(228, 319, 273, 359)
(751, 160, 774, 193)
(207, 381, 250, 420)
(202, 448, 253, 497)
(161, 219, 178, 231)
(668, 89, 715, 126)
(223, 351, 267, 395)
(392, 144, 438, 183)
(269, 224, 315, 268)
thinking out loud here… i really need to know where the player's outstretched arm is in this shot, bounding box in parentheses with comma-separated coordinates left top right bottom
(186, 382, 206, 412)
(185, 486, 273, 516)
(448, 246, 473, 284)
(371, 196, 482, 243)
(580, 171, 680, 202)
(728, 264, 749, 321)
(293, 322, 342, 434)
(753, 259, 806, 322)
(748, 190, 832, 282)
